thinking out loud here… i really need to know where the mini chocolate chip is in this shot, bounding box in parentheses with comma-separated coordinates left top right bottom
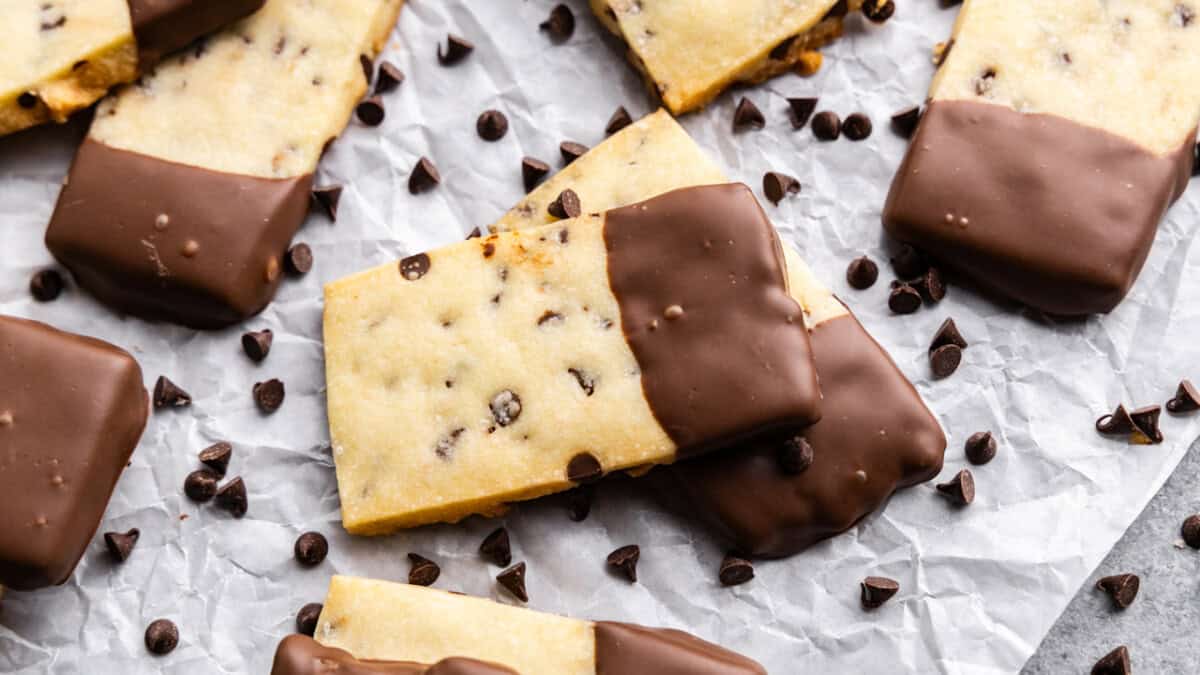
(1096, 573, 1139, 609)
(935, 469, 974, 506)
(253, 379, 285, 413)
(964, 431, 996, 465)
(921, 267, 946, 302)
(400, 253, 431, 280)
(466, 227, 483, 240)
(1176, 4, 1195, 27)
(285, 243, 313, 275)
(355, 96, 385, 126)
(154, 376, 192, 409)
(17, 92, 38, 109)
(104, 528, 140, 562)
(930, 318, 967, 351)
(842, 113, 873, 141)
(1096, 404, 1136, 435)
(1166, 379, 1200, 413)
(891, 106, 921, 138)
(974, 68, 997, 96)
(198, 442, 232, 476)
(566, 485, 594, 521)
(408, 553, 441, 586)
(811, 111, 841, 140)
(184, 469, 219, 502)
(718, 554, 754, 587)
(762, 172, 800, 205)
(145, 619, 178, 656)
(438, 35, 474, 65)
(560, 141, 588, 165)
(860, 576, 899, 608)
(930, 344, 962, 379)
(408, 157, 440, 194)
(890, 244, 928, 278)
(497, 562, 528, 601)
(540, 4, 575, 41)
(434, 427, 466, 460)
(477, 109, 509, 141)
(548, 189, 581, 219)
(296, 603, 323, 636)
(787, 97, 818, 129)
(606, 545, 640, 583)
(733, 97, 765, 132)
(567, 452, 603, 483)
(862, 0, 896, 22)
(360, 54, 373, 83)
(777, 436, 814, 475)
(846, 256, 879, 289)
(569, 368, 595, 395)
(1182, 514, 1200, 548)
(537, 310, 564, 326)
(490, 390, 522, 426)
(1091, 646, 1131, 675)
(311, 185, 342, 220)
(374, 61, 404, 95)
(215, 477, 248, 517)
(605, 106, 632, 135)
(521, 156, 551, 192)
(30, 269, 64, 301)
(888, 284, 922, 314)
(480, 527, 512, 567)
(293, 532, 328, 566)
(1129, 405, 1163, 444)
(241, 330, 273, 362)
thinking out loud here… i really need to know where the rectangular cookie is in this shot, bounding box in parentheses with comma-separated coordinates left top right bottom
(307, 576, 766, 675)
(45, 0, 405, 328)
(883, 0, 1200, 315)
(0, 0, 265, 136)
(323, 183, 821, 533)
(0, 315, 148, 591)
(589, 0, 863, 114)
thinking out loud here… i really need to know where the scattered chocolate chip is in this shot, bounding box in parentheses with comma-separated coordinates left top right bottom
(964, 431, 996, 465)
(567, 485, 594, 521)
(184, 469, 219, 502)
(935, 469, 974, 506)
(374, 61, 404, 95)
(718, 554, 754, 587)
(860, 576, 899, 608)
(567, 452, 603, 483)
(537, 310, 564, 326)
(568, 368, 596, 395)
(560, 141, 588, 165)
(862, 0, 896, 23)
(296, 603, 323, 636)
(144, 619, 178, 656)
(1091, 646, 1131, 675)
(787, 97, 819, 129)
(438, 35, 474, 65)
(920, 267, 946, 302)
(540, 4, 575, 41)
(480, 527, 512, 567)
(408, 157, 440, 194)
(930, 318, 967, 352)
(548, 189, 581, 219)
(489, 390, 522, 426)
(762, 172, 800, 205)
(294, 532, 329, 567)
(355, 96, 385, 126)
(842, 113, 873, 141)
(1176, 4, 1195, 27)
(253, 379, 285, 413)
(497, 561, 528, 601)
(104, 529, 140, 562)
(311, 185, 342, 220)
(285, 243, 313, 276)
(521, 156, 551, 192)
(30, 269, 64, 301)
(1182, 514, 1200, 548)
(1129, 404, 1163, 444)
(890, 244, 928, 278)
(1096, 573, 1139, 609)
(929, 344, 963, 379)
(241, 330, 274, 362)
(407, 553, 441, 586)
(17, 92, 39, 109)
(153, 376, 191, 409)
(777, 436, 814, 475)
(477, 109, 509, 141)
(891, 106, 921, 138)
(605, 106, 632, 135)
(607, 545, 640, 583)
(359, 54, 373, 83)
(215, 477, 248, 517)
(888, 283, 922, 314)
(846, 256, 879, 289)
(400, 253, 431, 280)
(1096, 404, 1136, 435)
(434, 427, 466, 459)
(1166, 379, 1200, 413)
(197, 442, 232, 476)
(811, 111, 841, 140)
(466, 227, 483, 240)
(733, 97, 765, 132)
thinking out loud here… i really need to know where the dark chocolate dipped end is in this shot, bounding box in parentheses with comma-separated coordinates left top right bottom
(127, 0, 266, 67)
(269, 635, 517, 675)
(594, 621, 766, 675)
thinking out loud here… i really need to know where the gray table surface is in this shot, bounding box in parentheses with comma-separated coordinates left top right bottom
(1022, 438, 1200, 674)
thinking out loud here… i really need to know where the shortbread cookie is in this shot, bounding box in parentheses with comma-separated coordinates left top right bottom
(310, 576, 766, 675)
(0, 0, 264, 136)
(883, 0, 1200, 314)
(272, 635, 516, 675)
(46, 0, 405, 328)
(323, 184, 821, 533)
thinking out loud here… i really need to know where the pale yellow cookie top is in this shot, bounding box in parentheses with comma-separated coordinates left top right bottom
(0, 0, 132, 98)
(931, 0, 1200, 155)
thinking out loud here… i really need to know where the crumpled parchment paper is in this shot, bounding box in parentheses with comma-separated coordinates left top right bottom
(2, 2, 1198, 673)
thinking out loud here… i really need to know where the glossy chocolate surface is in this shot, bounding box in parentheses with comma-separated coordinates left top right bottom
(594, 621, 766, 675)
(127, 0, 266, 66)
(270, 636, 517, 675)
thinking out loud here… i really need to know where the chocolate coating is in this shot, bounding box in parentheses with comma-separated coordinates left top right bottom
(594, 621, 766, 675)
(603, 184, 821, 456)
(883, 100, 1195, 315)
(270, 635, 516, 675)
(47, 139, 313, 328)
(128, 0, 266, 66)
(0, 315, 148, 590)
(666, 312, 945, 557)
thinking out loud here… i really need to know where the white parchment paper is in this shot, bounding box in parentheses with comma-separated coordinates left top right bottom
(2, 2, 1199, 673)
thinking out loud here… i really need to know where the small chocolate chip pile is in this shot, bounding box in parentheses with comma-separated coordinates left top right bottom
(1095, 403, 1163, 444)
(929, 318, 967, 379)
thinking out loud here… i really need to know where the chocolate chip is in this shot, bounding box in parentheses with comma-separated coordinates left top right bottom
(311, 185, 342, 220)
(860, 576, 899, 608)
(253, 379, 285, 413)
(521, 156, 551, 192)
(408, 157, 440, 194)
(718, 554, 754, 587)
(184, 470, 219, 502)
(891, 106, 921, 138)
(285, 243, 313, 276)
(480, 527, 512, 567)
(888, 284, 922, 314)
(569, 368, 596, 396)
(787, 97, 818, 129)
(294, 532, 328, 567)
(606, 545, 640, 583)
(890, 244, 928, 278)
(490, 390, 522, 426)
(964, 431, 996, 465)
(547, 189, 581, 219)
(769, 36, 797, 60)
(477, 109, 509, 141)
(497, 561, 528, 601)
(104, 528, 140, 562)
(296, 603, 323, 636)
(846, 256, 879, 289)
(1182, 514, 1200, 548)
(1096, 573, 1139, 609)
(605, 106, 633, 135)
(762, 172, 800, 205)
(930, 344, 962, 379)
(359, 54, 373, 84)
(560, 141, 588, 165)
(567, 452, 603, 483)
(241, 330, 273, 363)
(974, 68, 997, 96)
(537, 310, 564, 326)
(215, 477, 248, 517)
(408, 553, 441, 586)
(1091, 646, 1131, 675)
(434, 427, 466, 459)
(1129, 404, 1163, 444)
(862, 0, 896, 22)
(1166, 379, 1200, 413)
(540, 4, 575, 41)
(1096, 404, 1136, 435)
(811, 111, 841, 140)
(196, 443, 232, 478)
(144, 619, 178, 656)
(733, 97, 765, 132)
(842, 113, 873, 141)
(930, 318, 967, 351)
(466, 227, 483, 240)
(17, 92, 38, 109)
(438, 35, 474, 65)
(1176, 4, 1195, 27)
(154, 376, 192, 409)
(374, 61, 404, 95)
(355, 96, 385, 126)
(777, 436, 814, 475)
(567, 485, 594, 522)
(400, 253, 431, 280)
(30, 269, 64, 301)
(920, 266, 946, 302)
(935, 469, 974, 506)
